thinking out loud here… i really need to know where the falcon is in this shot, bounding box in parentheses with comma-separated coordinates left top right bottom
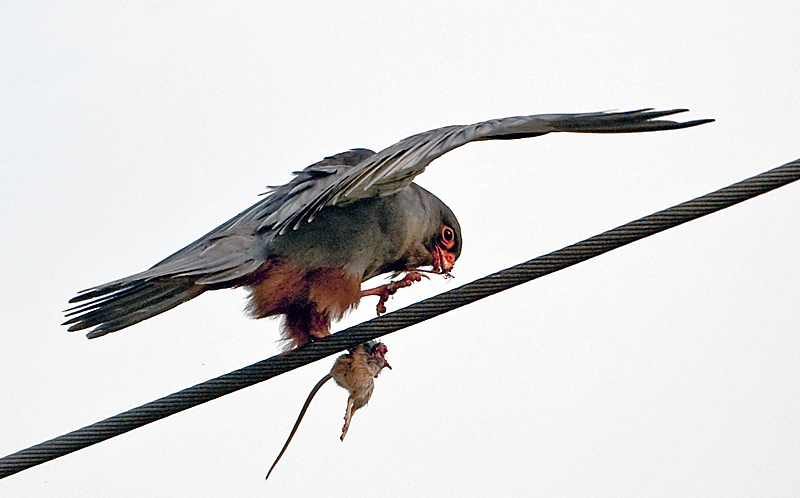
(64, 109, 712, 348)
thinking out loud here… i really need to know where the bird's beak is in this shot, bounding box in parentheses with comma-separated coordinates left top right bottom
(433, 245, 456, 275)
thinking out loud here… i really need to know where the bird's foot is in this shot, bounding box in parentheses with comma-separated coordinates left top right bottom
(361, 271, 428, 315)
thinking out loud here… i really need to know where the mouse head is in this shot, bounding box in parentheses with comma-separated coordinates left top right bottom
(366, 341, 391, 370)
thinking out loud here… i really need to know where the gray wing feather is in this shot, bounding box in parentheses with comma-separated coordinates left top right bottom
(254, 108, 712, 236)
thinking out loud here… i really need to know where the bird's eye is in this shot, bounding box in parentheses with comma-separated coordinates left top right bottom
(440, 226, 455, 249)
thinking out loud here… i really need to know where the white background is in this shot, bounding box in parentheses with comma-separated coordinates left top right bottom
(2, 2, 799, 497)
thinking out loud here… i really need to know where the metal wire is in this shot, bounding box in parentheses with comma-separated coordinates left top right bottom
(1, 157, 798, 479)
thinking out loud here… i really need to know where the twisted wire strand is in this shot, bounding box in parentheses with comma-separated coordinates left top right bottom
(1, 157, 798, 479)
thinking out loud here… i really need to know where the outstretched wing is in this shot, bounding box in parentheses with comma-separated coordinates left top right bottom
(255, 108, 712, 236)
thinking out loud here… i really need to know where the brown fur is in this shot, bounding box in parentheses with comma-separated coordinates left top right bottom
(246, 259, 362, 349)
(330, 344, 388, 440)
(330, 346, 381, 412)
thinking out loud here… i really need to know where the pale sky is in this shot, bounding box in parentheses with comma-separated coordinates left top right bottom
(2, 2, 799, 497)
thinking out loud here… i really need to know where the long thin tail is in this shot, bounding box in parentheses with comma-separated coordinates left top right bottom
(63, 278, 205, 338)
(266, 374, 332, 481)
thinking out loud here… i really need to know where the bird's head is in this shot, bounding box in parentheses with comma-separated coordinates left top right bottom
(430, 199, 462, 278)
(432, 224, 459, 277)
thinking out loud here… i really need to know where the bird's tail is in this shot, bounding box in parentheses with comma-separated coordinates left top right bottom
(64, 229, 266, 338)
(63, 277, 205, 338)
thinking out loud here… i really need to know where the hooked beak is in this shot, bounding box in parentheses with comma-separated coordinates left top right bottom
(432, 245, 456, 275)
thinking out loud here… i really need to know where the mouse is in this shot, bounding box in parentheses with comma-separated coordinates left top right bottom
(266, 341, 391, 480)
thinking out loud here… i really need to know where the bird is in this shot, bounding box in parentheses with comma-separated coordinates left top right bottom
(265, 340, 391, 480)
(64, 108, 713, 349)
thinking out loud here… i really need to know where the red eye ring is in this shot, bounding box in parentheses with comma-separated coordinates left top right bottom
(440, 226, 455, 249)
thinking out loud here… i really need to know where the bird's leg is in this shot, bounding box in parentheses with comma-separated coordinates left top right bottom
(341, 396, 356, 441)
(361, 271, 428, 315)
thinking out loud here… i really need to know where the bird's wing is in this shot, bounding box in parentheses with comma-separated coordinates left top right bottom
(254, 109, 712, 236)
(70, 109, 711, 285)
(73, 109, 713, 287)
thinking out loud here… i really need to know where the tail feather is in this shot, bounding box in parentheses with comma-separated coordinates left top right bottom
(65, 229, 267, 337)
(68, 281, 133, 304)
(64, 278, 205, 338)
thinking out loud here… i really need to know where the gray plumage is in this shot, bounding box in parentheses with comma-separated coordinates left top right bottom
(64, 108, 712, 341)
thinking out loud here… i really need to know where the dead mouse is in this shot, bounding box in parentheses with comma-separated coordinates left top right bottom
(266, 341, 391, 480)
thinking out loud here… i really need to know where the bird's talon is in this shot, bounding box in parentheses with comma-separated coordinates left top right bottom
(363, 271, 428, 315)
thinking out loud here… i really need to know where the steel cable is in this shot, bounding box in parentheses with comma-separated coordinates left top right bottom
(1, 157, 798, 479)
